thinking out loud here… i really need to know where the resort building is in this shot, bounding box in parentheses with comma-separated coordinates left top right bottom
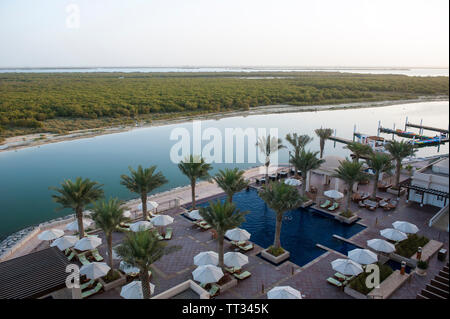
(405, 157, 449, 208)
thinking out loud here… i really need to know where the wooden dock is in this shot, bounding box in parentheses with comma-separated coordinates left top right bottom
(329, 135, 353, 145)
(406, 123, 449, 134)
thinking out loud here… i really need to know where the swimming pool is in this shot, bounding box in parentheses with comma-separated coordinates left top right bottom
(197, 188, 365, 266)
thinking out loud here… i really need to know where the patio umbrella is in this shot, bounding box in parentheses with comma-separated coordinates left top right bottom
(267, 286, 302, 299)
(38, 229, 64, 241)
(50, 235, 78, 250)
(284, 178, 301, 186)
(74, 236, 102, 251)
(367, 239, 395, 253)
(194, 251, 219, 266)
(392, 221, 419, 234)
(65, 218, 93, 232)
(224, 252, 249, 268)
(129, 221, 153, 232)
(380, 228, 408, 242)
(119, 261, 140, 274)
(331, 258, 363, 276)
(123, 210, 132, 218)
(192, 265, 224, 284)
(138, 201, 158, 211)
(120, 281, 155, 299)
(225, 228, 251, 242)
(324, 189, 344, 200)
(80, 262, 110, 280)
(83, 210, 93, 216)
(348, 248, 378, 265)
(150, 215, 174, 226)
(188, 210, 202, 220)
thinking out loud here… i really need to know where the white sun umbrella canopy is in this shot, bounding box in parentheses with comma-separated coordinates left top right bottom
(194, 251, 219, 266)
(188, 209, 202, 220)
(367, 239, 395, 253)
(38, 229, 64, 241)
(380, 228, 408, 242)
(122, 210, 132, 218)
(324, 189, 344, 200)
(129, 221, 153, 232)
(65, 218, 93, 232)
(120, 281, 155, 299)
(267, 286, 302, 299)
(74, 236, 102, 251)
(331, 258, 363, 276)
(225, 228, 251, 242)
(192, 265, 224, 284)
(51, 235, 78, 250)
(284, 178, 301, 186)
(224, 252, 249, 268)
(150, 215, 174, 226)
(392, 221, 419, 234)
(348, 248, 378, 265)
(138, 201, 158, 211)
(80, 262, 110, 279)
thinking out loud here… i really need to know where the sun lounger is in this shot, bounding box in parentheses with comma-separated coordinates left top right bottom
(91, 249, 104, 262)
(80, 279, 95, 291)
(239, 243, 254, 251)
(81, 282, 103, 299)
(327, 277, 343, 287)
(67, 251, 76, 261)
(320, 200, 331, 208)
(64, 248, 71, 256)
(208, 284, 220, 298)
(328, 202, 339, 211)
(199, 223, 212, 230)
(151, 229, 164, 240)
(224, 267, 241, 274)
(233, 270, 251, 280)
(164, 227, 173, 240)
(78, 252, 91, 266)
(334, 272, 354, 282)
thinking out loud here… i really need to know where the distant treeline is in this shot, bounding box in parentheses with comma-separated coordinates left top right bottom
(0, 72, 448, 137)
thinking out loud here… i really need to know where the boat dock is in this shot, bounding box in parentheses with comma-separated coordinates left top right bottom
(405, 123, 449, 135)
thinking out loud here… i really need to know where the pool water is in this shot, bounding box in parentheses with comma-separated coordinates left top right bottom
(197, 188, 365, 266)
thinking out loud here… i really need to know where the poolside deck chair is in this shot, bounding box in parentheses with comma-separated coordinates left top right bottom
(328, 202, 339, 212)
(78, 252, 91, 266)
(151, 229, 164, 240)
(164, 227, 173, 240)
(239, 243, 254, 252)
(327, 277, 343, 287)
(224, 266, 241, 274)
(91, 249, 104, 262)
(334, 273, 354, 282)
(208, 284, 220, 298)
(320, 200, 331, 208)
(80, 279, 96, 291)
(81, 282, 103, 299)
(67, 250, 76, 261)
(64, 248, 71, 256)
(199, 223, 212, 230)
(234, 270, 251, 280)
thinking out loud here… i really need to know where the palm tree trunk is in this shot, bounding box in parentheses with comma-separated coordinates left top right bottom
(320, 139, 325, 158)
(265, 162, 269, 180)
(76, 207, 85, 238)
(273, 213, 283, 249)
(228, 194, 233, 203)
(218, 233, 224, 268)
(191, 180, 196, 209)
(345, 185, 352, 212)
(395, 160, 401, 188)
(371, 171, 379, 200)
(301, 177, 307, 196)
(141, 193, 148, 221)
(107, 234, 113, 268)
(139, 269, 151, 299)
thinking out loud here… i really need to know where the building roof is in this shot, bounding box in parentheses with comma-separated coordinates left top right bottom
(0, 247, 71, 299)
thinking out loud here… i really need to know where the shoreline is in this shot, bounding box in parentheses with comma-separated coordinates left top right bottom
(1, 95, 448, 153)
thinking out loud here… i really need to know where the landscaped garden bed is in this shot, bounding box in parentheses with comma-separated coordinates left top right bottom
(395, 234, 429, 259)
(261, 246, 290, 264)
(344, 263, 394, 298)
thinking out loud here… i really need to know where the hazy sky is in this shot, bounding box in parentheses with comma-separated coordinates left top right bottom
(0, 0, 448, 68)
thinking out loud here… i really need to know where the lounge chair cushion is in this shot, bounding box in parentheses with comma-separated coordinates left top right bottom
(234, 271, 251, 280)
(81, 283, 103, 298)
(164, 228, 173, 240)
(327, 277, 343, 287)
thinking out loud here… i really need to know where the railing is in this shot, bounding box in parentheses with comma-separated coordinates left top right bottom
(429, 204, 449, 232)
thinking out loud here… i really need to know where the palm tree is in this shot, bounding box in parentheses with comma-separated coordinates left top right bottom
(366, 153, 394, 200)
(256, 135, 285, 179)
(345, 142, 373, 162)
(115, 231, 179, 299)
(385, 140, 417, 188)
(91, 198, 129, 268)
(289, 149, 324, 196)
(199, 201, 248, 268)
(50, 177, 104, 238)
(213, 168, 249, 203)
(314, 128, 334, 158)
(120, 165, 167, 221)
(178, 155, 212, 209)
(285, 133, 313, 157)
(333, 159, 368, 213)
(259, 182, 303, 250)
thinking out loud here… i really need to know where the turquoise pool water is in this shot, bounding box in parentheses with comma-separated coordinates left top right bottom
(197, 189, 365, 266)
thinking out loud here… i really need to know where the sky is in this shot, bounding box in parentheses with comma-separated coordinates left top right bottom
(0, 0, 448, 68)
